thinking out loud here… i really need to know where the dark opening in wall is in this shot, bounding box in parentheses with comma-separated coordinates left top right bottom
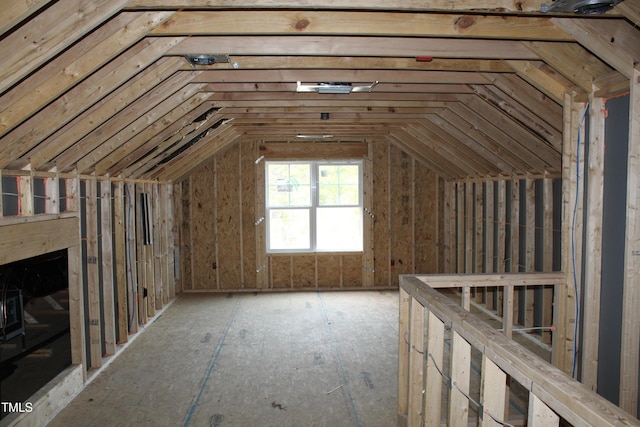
(0, 250, 70, 419)
(1, 176, 18, 217)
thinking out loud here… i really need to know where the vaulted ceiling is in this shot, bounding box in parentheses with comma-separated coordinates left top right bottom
(1, 0, 639, 182)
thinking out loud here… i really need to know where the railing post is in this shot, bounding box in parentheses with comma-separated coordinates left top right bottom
(425, 310, 445, 427)
(502, 285, 514, 339)
(449, 330, 471, 427)
(398, 286, 411, 427)
(408, 298, 425, 426)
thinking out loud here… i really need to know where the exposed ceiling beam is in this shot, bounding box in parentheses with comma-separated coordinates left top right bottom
(152, 11, 573, 41)
(551, 17, 640, 78)
(0, 0, 55, 36)
(125, 0, 551, 14)
(5, 58, 187, 170)
(506, 60, 575, 103)
(190, 69, 493, 85)
(179, 57, 514, 72)
(615, 0, 640, 26)
(168, 36, 540, 59)
(0, 12, 175, 139)
(0, 0, 131, 93)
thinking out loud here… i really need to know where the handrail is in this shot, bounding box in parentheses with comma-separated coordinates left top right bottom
(398, 274, 640, 427)
(409, 271, 567, 343)
(410, 272, 567, 288)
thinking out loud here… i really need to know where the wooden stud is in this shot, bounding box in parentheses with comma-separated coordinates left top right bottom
(66, 240, 86, 382)
(125, 182, 139, 334)
(449, 330, 471, 427)
(255, 141, 268, 289)
(152, 183, 163, 310)
(496, 178, 508, 277)
(485, 179, 495, 310)
(142, 183, 155, 318)
(620, 64, 640, 416)
(85, 177, 102, 369)
(166, 183, 177, 298)
(542, 174, 554, 344)
(362, 141, 374, 286)
(463, 180, 473, 309)
(479, 355, 507, 427)
(100, 180, 116, 356)
(18, 165, 34, 216)
(582, 95, 606, 391)
(525, 177, 536, 328)
(113, 180, 128, 343)
(424, 309, 445, 427)
(555, 92, 584, 373)
(509, 179, 520, 327)
(528, 394, 559, 427)
(443, 181, 452, 273)
(475, 179, 484, 303)
(397, 288, 411, 427)
(44, 169, 60, 214)
(457, 183, 465, 276)
(408, 298, 425, 427)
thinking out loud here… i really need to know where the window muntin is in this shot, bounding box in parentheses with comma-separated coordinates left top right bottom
(266, 160, 363, 253)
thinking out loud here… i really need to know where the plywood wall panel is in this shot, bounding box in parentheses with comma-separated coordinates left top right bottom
(216, 145, 242, 289)
(292, 255, 315, 287)
(414, 160, 439, 273)
(271, 255, 291, 288)
(373, 140, 390, 286)
(342, 253, 363, 287)
(190, 163, 216, 289)
(317, 254, 341, 288)
(389, 145, 414, 286)
(241, 139, 258, 288)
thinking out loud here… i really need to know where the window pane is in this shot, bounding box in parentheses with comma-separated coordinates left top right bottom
(267, 163, 311, 207)
(319, 164, 359, 206)
(316, 207, 362, 251)
(339, 184, 359, 205)
(269, 209, 310, 250)
(339, 165, 359, 184)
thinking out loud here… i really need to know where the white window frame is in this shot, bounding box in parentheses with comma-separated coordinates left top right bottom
(265, 159, 363, 253)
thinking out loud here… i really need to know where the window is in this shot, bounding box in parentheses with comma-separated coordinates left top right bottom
(266, 160, 363, 252)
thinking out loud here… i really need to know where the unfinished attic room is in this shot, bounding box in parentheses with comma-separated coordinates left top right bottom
(3, 0, 640, 426)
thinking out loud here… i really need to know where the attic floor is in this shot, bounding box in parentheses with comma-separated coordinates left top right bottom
(48, 291, 399, 427)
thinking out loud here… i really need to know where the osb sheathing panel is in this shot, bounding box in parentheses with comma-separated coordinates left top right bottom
(438, 175, 446, 273)
(271, 255, 291, 288)
(342, 254, 363, 287)
(216, 145, 242, 289)
(241, 139, 258, 289)
(190, 163, 216, 289)
(389, 145, 414, 286)
(181, 178, 192, 290)
(373, 140, 390, 286)
(292, 255, 315, 287)
(414, 162, 440, 274)
(317, 254, 341, 288)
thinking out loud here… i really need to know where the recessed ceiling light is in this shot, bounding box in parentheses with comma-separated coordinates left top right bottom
(295, 134, 335, 139)
(296, 81, 378, 94)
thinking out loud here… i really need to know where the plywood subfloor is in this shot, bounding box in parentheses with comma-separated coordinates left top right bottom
(48, 291, 399, 427)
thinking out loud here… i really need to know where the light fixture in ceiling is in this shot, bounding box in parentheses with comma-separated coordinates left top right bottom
(541, 0, 624, 14)
(184, 54, 230, 66)
(296, 81, 379, 94)
(295, 134, 335, 139)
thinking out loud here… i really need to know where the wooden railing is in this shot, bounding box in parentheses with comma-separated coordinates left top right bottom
(398, 273, 640, 427)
